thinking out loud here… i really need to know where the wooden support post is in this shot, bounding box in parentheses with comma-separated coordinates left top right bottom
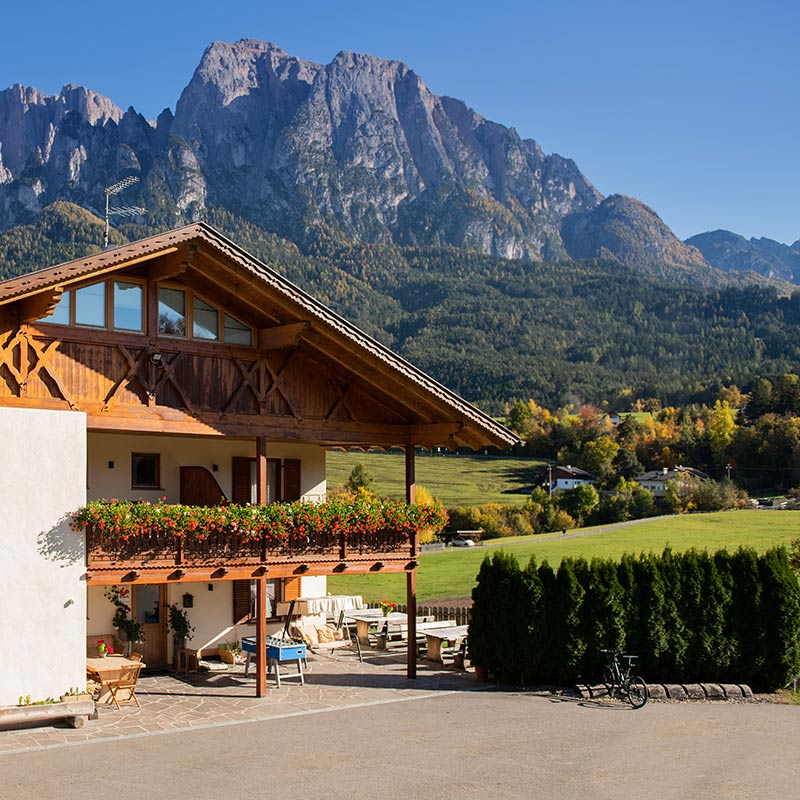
(405, 445, 416, 504)
(255, 434, 268, 697)
(257, 434, 268, 507)
(405, 445, 417, 678)
(255, 574, 267, 697)
(407, 569, 417, 679)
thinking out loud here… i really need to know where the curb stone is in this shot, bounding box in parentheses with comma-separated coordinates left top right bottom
(664, 684, 688, 700)
(646, 684, 667, 700)
(682, 683, 706, 700)
(575, 683, 753, 702)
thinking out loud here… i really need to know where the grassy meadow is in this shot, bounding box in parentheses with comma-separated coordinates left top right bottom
(326, 450, 544, 506)
(327, 510, 800, 604)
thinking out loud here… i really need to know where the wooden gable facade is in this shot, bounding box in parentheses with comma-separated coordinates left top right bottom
(0, 224, 517, 693)
(0, 224, 513, 451)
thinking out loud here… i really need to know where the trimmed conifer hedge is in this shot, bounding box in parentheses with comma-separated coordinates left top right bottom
(469, 547, 800, 690)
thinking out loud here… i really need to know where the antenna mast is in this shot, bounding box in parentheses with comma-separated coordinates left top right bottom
(104, 176, 146, 248)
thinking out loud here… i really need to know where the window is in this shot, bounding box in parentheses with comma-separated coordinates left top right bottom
(233, 579, 281, 621)
(192, 296, 219, 340)
(48, 292, 71, 325)
(224, 314, 252, 346)
(75, 283, 106, 327)
(34, 277, 253, 348)
(158, 288, 186, 337)
(131, 453, 160, 489)
(114, 281, 143, 331)
(231, 456, 289, 504)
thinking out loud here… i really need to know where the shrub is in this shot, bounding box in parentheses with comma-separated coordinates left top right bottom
(469, 546, 800, 690)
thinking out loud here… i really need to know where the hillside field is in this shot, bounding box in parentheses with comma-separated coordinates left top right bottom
(326, 450, 543, 507)
(327, 510, 800, 603)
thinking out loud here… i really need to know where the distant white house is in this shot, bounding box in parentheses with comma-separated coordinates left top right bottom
(635, 466, 710, 497)
(550, 465, 597, 493)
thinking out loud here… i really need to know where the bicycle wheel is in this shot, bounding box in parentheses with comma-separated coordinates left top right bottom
(627, 676, 648, 708)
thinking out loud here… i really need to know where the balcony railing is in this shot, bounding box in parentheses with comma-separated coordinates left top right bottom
(85, 526, 414, 569)
(76, 498, 442, 581)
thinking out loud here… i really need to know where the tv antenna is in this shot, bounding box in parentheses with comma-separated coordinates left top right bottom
(104, 176, 146, 248)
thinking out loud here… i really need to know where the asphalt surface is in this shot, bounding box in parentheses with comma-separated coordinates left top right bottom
(2, 689, 797, 799)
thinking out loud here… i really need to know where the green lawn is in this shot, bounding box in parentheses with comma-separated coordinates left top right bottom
(327, 510, 800, 604)
(326, 450, 544, 507)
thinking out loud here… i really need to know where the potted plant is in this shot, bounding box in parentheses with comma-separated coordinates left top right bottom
(218, 640, 241, 665)
(95, 639, 115, 658)
(105, 586, 144, 655)
(60, 686, 94, 703)
(167, 604, 195, 650)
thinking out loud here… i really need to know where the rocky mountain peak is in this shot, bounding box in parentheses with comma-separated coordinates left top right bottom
(686, 229, 800, 284)
(561, 194, 716, 283)
(0, 37, 756, 282)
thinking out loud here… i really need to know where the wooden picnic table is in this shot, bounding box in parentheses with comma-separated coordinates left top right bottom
(423, 625, 469, 663)
(346, 611, 408, 644)
(86, 655, 146, 703)
(345, 612, 459, 648)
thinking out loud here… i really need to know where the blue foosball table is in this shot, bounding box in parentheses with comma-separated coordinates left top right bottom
(241, 636, 307, 688)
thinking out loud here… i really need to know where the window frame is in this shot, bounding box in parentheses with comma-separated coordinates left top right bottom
(131, 452, 161, 490)
(157, 282, 253, 347)
(36, 276, 147, 332)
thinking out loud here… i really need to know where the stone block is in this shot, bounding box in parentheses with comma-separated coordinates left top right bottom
(700, 683, 725, 700)
(663, 684, 687, 700)
(718, 684, 744, 699)
(681, 683, 706, 700)
(646, 683, 667, 700)
(737, 684, 753, 699)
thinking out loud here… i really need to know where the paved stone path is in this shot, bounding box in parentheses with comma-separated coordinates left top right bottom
(0, 649, 473, 755)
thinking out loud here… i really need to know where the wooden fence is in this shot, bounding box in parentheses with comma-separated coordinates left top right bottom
(368, 603, 471, 626)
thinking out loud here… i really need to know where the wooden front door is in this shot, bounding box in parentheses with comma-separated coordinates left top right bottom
(132, 584, 168, 667)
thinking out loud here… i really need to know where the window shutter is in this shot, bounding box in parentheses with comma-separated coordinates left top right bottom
(231, 457, 252, 504)
(283, 577, 301, 602)
(233, 580, 252, 623)
(284, 458, 301, 501)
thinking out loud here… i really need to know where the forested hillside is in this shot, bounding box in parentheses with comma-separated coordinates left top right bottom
(2, 203, 799, 412)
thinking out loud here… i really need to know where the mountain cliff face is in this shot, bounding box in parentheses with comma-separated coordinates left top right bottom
(1, 37, 790, 293)
(0, 38, 644, 264)
(686, 229, 800, 284)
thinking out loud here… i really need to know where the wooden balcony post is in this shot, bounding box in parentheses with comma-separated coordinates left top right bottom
(405, 445, 417, 679)
(256, 434, 268, 506)
(255, 434, 268, 697)
(405, 445, 416, 505)
(255, 574, 267, 697)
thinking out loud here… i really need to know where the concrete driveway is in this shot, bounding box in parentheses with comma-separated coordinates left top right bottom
(1, 653, 797, 799)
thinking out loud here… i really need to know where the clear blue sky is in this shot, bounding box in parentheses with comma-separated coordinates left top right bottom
(3, 0, 798, 243)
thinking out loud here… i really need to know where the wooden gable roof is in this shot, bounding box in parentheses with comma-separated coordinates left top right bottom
(0, 224, 518, 450)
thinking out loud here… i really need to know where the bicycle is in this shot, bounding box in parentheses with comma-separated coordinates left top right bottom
(600, 649, 648, 708)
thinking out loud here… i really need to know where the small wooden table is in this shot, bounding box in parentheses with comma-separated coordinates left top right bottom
(423, 625, 469, 663)
(86, 655, 146, 703)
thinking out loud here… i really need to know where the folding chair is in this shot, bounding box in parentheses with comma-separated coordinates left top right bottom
(107, 662, 143, 709)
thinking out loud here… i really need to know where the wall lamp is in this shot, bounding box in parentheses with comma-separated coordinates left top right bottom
(149, 352, 164, 368)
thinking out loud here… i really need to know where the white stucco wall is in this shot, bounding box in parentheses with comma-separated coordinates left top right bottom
(87, 432, 325, 503)
(0, 407, 87, 706)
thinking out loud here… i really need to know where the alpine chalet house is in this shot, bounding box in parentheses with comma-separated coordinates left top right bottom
(0, 224, 517, 704)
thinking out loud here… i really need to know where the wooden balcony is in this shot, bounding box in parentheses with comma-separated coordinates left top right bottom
(85, 525, 418, 585)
